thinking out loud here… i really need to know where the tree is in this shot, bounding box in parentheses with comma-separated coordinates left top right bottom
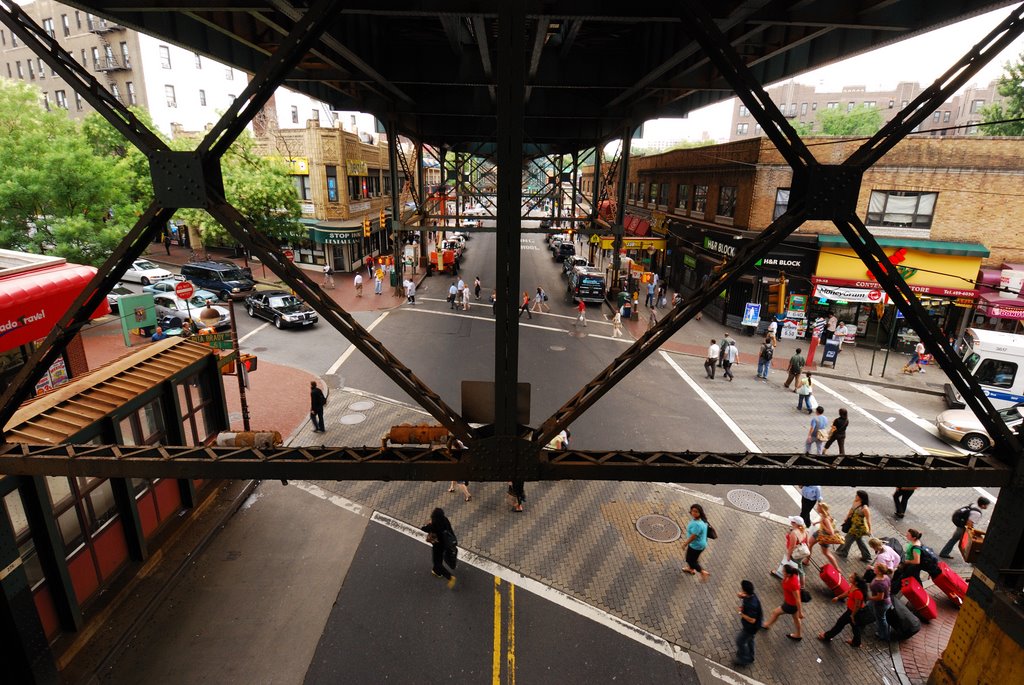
(0, 80, 136, 265)
(793, 104, 883, 137)
(979, 51, 1024, 136)
(173, 131, 303, 250)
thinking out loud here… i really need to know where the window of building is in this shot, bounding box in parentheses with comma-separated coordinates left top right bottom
(194, 52, 202, 69)
(657, 183, 668, 206)
(127, 82, 136, 105)
(74, 92, 83, 111)
(16, 61, 23, 79)
(773, 188, 790, 220)
(37, 58, 45, 79)
(693, 185, 708, 214)
(81, 49, 87, 66)
(901, 100, 908, 109)
(75, 11, 81, 29)
(737, 122, 749, 134)
(365, 169, 382, 196)
(178, 375, 216, 446)
(627, 182, 635, 201)
(290, 105, 299, 124)
(971, 99, 986, 113)
(933, 111, 941, 122)
(110, 83, 120, 102)
(103, 44, 115, 69)
(326, 165, 339, 202)
(717, 185, 737, 218)
(866, 190, 937, 229)
(888, 99, 895, 109)
(676, 184, 689, 210)
(225, 67, 233, 80)
(91, 47, 99, 70)
(293, 175, 312, 201)
(164, 84, 176, 108)
(5, 64, 10, 79)
(42, 18, 55, 38)
(120, 42, 129, 68)
(738, 105, 749, 117)
(755, 123, 762, 132)
(11, 31, 17, 47)
(826, 101, 837, 110)
(159, 45, 171, 69)
(55, 90, 67, 109)
(1, 29, 5, 46)
(4, 491, 45, 589)
(198, 89, 206, 106)
(637, 183, 645, 204)
(943, 111, 951, 122)
(864, 101, 875, 108)
(800, 103, 808, 115)
(811, 102, 817, 111)
(649, 182, 659, 204)
(847, 102, 855, 112)
(789, 103, 797, 116)
(62, 14, 70, 37)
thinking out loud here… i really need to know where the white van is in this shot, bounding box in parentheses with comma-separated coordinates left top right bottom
(944, 328, 1024, 408)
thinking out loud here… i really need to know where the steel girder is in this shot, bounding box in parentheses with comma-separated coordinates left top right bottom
(0, 442, 1009, 488)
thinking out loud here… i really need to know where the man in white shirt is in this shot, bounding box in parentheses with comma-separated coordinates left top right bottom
(723, 339, 739, 381)
(835, 321, 849, 351)
(704, 339, 720, 379)
(767, 319, 778, 347)
(824, 313, 838, 342)
(354, 272, 363, 297)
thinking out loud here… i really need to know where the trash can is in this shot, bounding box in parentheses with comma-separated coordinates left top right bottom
(390, 270, 399, 287)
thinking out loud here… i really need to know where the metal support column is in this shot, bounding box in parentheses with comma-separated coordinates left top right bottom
(388, 121, 404, 295)
(610, 128, 632, 297)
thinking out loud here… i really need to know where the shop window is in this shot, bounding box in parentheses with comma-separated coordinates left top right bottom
(866, 190, 936, 229)
(627, 182, 635, 201)
(693, 185, 708, 214)
(637, 183, 645, 205)
(3, 491, 44, 587)
(292, 175, 312, 201)
(657, 183, 668, 207)
(975, 359, 1017, 389)
(717, 186, 737, 218)
(366, 169, 382, 197)
(47, 477, 118, 554)
(773, 188, 790, 220)
(177, 375, 216, 446)
(326, 165, 338, 202)
(117, 398, 166, 446)
(348, 175, 364, 200)
(676, 184, 689, 210)
(649, 183, 659, 205)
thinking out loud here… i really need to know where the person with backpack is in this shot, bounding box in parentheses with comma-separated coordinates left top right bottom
(891, 528, 940, 594)
(420, 507, 458, 589)
(756, 335, 773, 381)
(939, 496, 991, 559)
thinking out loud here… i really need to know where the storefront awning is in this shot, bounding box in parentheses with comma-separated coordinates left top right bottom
(599, 237, 667, 251)
(309, 221, 363, 245)
(0, 264, 110, 354)
(977, 290, 1024, 320)
(817, 234, 989, 257)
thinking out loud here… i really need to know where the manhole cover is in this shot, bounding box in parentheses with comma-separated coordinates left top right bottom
(635, 515, 682, 543)
(349, 400, 375, 411)
(339, 413, 366, 425)
(549, 345, 566, 352)
(727, 489, 771, 513)
(567, 329, 588, 338)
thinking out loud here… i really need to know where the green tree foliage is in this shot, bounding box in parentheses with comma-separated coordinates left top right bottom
(173, 131, 303, 249)
(979, 51, 1024, 136)
(0, 80, 134, 265)
(793, 104, 883, 137)
(81, 107, 160, 208)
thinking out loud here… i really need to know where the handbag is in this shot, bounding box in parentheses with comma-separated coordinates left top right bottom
(819, 529, 845, 545)
(790, 542, 811, 561)
(815, 427, 830, 442)
(841, 515, 853, 534)
(706, 523, 718, 540)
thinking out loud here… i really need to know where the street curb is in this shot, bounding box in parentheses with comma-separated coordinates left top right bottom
(808, 371, 945, 397)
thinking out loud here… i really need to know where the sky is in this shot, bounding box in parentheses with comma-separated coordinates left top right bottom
(637, 6, 1024, 145)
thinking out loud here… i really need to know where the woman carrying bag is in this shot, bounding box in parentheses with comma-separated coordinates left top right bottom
(836, 491, 873, 563)
(808, 501, 842, 569)
(796, 372, 815, 413)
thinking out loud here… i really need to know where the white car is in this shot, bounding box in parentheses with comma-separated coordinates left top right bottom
(936, 402, 1024, 452)
(153, 294, 231, 332)
(106, 283, 135, 312)
(123, 259, 174, 285)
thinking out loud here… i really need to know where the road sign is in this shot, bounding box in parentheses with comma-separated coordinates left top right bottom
(589, 233, 600, 245)
(194, 332, 234, 350)
(283, 249, 295, 262)
(174, 280, 194, 299)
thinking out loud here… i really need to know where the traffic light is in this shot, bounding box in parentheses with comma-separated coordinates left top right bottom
(379, 209, 386, 228)
(767, 273, 787, 315)
(362, 217, 371, 237)
(240, 353, 258, 373)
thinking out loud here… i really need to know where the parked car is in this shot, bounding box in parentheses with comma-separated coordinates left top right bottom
(936, 402, 1024, 452)
(106, 283, 135, 312)
(461, 219, 481, 230)
(142, 274, 186, 295)
(123, 259, 174, 285)
(555, 241, 577, 262)
(563, 255, 589, 275)
(568, 266, 607, 303)
(153, 294, 231, 332)
(180, 261, 255, 301)
(245, 290, 318, 329)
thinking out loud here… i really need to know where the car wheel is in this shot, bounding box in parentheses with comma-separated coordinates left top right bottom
(961, 433, 990, 452)
(247, 305, 255, 317)
(141, 277, 150, 285)
(274, 316, 283, 329)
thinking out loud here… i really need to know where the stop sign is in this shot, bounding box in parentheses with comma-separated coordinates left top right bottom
(283, 249, 295, 262)
(175, 280, 195, 299)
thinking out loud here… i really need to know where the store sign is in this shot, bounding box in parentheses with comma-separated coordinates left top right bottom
(814, 284, 887, 303)
(599, 237, 667, 251)
(282, 157, 308, 175)
(651, 211, 668, 236)
(703, 236, 736, 258)
(978, 302, 1024, 320)
(683, 254, 697, 269)
(755, 254, 808, 271)
(813, 276, 977, 299)
(346, 160, 369, 176)
(816, 247, 981, 294)
(742, 303, 761, 326)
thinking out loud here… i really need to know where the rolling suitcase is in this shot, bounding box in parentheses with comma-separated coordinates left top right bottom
(820, 563, 850, 598)
(932, 562, 968, 606)
(901, 577, 938, 621)
(887, 600, 921, 640)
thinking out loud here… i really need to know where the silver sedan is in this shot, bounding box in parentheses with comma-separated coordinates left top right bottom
(936, 403, 1024, 452)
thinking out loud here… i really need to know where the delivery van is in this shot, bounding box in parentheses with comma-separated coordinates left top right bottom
(945, 328, 1024, 409)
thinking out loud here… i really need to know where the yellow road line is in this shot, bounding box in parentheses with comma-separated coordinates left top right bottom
(926, 447, 963, 456)
(507, 583, 516, 685)
(493, 577, 502, 685)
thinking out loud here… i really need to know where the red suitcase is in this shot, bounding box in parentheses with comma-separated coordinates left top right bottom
(901, 577, 938, 621)
(932, 562, 968, 606)
(820, 563, 850, 598)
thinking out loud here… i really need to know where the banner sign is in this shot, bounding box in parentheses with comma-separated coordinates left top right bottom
(345, 160, 369, 176)
(813, 284, 887, 303)
(742, 302, 761, 326)
(812, 276, 977, 299)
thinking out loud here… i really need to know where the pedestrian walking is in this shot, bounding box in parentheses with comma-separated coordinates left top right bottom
(457, 277, 466, 302)
(891, 528, 928, 591)
(805, 405, 829, 455)
(796, 372, 815, 413)
(723, 338, 738, 380)
(647, 305, 659, 330)
(783, 348, 806, 390)
(374, 268, 383, 295)
(448, 282, 458, 308)
(508, 480, 525, 512)
(405, 278, 416, 305)
(939, 496, 990, 559)
(822, 408, 849, 455)
(420, 507, 458, 589)
(719, 332, 734, 368)
(808, 501, 842, 569)
(762, 563, 804, 640)
(867, 537, 902, 571)
(611, 308, 624, 338)
(774, 516, 811, 580)
(657, 282, 668, 309)
(756, 335, 773, 381)
(798, 484, 822, 528)
(518, 291, 532, 319)
(817, 571, 868, 647)
(836, 491, 873, 563)
(447, 480, 472, 502)
(490, 290, 497, 316)
(531, 287, 544, 313)
(681, 503, 711, 580)
(704, 339, 720, 379)
(645, 281, 655, 308)
(163, 232, 172, 255)
(868, 563, 893, 641)
(353, 272, 363, 297)
(322, 263, 335, 289)
(903, 341, 926, 374)
(735, 580, 763, 667)
(575, 299, 587, 327)
(462, 286, 471, 311)
(474, 276, 482, 300)
(891, 486, 918, 519)
(309, 380, 326, 433)
(767, 319, 778, 347)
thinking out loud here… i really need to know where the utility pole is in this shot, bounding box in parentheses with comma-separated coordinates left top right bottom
(226, 298, 251, 431)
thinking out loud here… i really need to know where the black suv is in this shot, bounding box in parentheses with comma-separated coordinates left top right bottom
(180, 261, 256, 301)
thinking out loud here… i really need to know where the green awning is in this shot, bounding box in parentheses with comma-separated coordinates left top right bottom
(816, 234, 989, 257)
(309, 226, 363, 245)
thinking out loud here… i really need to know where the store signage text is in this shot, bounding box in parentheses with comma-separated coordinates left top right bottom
(703, 236, 736, 258)
(346, 160, 369, 176)
(756, 255, 805, 270)
(814, 285, 886, 303)
(0, 309, 46, 338)
(812, 276, 977, 299)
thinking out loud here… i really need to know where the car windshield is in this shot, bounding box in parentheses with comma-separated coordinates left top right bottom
(188, 295, 218, 308)
(268, 295, 301, 308)
(134, 260, 157, 270)
(964, 352, 981, 374)
(220, 269, 247, 280)
(996, 404, 1024, 424)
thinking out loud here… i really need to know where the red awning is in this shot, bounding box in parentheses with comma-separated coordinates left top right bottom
(633, 220, 651, 237)
(0, 264, 110, 353)
(977, 289, 1024, 320)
